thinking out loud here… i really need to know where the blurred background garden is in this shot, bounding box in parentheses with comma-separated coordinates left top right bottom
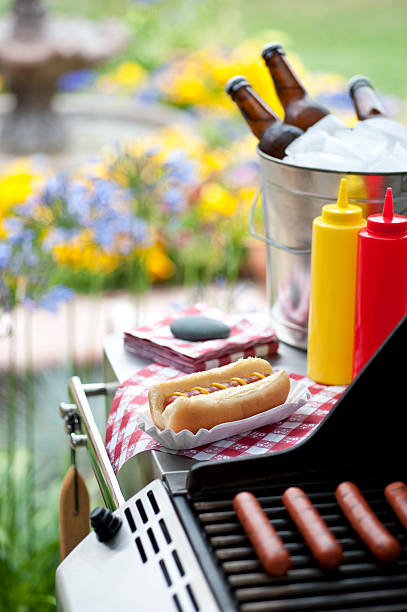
(1, 0, 406, 609)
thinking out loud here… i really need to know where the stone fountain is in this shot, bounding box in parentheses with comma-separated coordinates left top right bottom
(0, 0, 128, 154)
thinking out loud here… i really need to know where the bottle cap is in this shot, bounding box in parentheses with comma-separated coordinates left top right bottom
(322, 178, 364, 225)
(367, 188, 407, 235)
(261, 42, 285, 60)
(348, 75, 372, 94)
(225, 75, 249, 95)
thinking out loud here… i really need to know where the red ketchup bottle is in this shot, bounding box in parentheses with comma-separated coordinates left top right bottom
(353, 188, 407, 376)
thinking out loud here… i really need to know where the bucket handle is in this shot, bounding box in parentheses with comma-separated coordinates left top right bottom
(249, 189, 312, 255)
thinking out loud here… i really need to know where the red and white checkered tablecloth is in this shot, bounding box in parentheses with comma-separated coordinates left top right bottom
(105, 363, 345, 475)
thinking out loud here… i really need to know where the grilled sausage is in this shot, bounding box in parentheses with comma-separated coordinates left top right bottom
(233, 491, 291, 576)
(336, 481, 402, 563)
(385, 481, 407, 532)
(282, 486, 344, 570)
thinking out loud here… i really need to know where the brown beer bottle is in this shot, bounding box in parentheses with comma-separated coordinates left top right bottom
(348, 75, 386, 120)
(261, 42, 330, 130)
(225, 75, 303, 159)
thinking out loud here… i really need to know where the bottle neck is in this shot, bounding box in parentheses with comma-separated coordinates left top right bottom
(350, 84, 386, 121)
(264, 52, 305, 107)
(232, 85, 280, 140)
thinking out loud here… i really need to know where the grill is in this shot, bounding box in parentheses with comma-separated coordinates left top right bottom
(174, 469, 407, 611)
(57, 315, 407, 611)
(170, 314, 407, 611)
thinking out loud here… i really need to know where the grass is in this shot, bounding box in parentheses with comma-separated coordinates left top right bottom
(226, 0, 407, 97)
(1, 1, 405, 95)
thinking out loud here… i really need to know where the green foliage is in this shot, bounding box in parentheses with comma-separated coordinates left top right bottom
(0, 449, 60, 611)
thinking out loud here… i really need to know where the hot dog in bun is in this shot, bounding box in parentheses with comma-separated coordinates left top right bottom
(148, 357, 290, 433)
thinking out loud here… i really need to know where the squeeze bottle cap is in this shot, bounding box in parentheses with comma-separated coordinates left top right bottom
(321, 179, 364, 225)
(367, 188, 407, 235)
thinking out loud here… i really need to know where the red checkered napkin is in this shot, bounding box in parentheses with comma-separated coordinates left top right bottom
(123, 303, 279, 372)
(105, 363, 345, 475)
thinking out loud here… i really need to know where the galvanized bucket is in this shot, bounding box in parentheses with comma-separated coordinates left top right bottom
(250, 147, 407, 349)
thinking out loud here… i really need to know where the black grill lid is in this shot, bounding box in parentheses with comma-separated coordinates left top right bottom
(187, 314, 407, 496)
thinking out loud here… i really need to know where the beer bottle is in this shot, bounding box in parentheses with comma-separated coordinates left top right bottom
(225, 75, 303, 159)
(261, 42, 330, 131)
(348, 75, 386, 120)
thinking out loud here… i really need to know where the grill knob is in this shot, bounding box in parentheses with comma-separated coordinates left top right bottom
(90, 507, 122, 543)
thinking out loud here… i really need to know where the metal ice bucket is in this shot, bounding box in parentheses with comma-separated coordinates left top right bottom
(250, 147, 407, 349)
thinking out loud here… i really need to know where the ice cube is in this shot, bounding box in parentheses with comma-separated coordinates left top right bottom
(366, 143, 407, 172)
(283, 151, 364, 172)
(320, 132, 367, 160)
(285, 130, 330, 156)
(355, 118, 407, 148)
(307, 114, 345, 135)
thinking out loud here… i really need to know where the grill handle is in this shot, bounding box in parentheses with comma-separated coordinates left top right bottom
(68, 376, 124, 510)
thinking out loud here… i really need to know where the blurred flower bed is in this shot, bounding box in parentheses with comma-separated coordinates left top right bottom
(56, 36, 403, 125)
(0, 126, 258, 312)
(0, 37, 403, 314)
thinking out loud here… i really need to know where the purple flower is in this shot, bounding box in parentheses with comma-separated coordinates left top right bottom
(162, 187, 186, 212)
(35, 285, 75, 313)
(226, 161, 258, 187)
(0, 243, 11, 269)
(164, 150, 198, 185)
(3, 217, 24, 240)
(131, 218, 148, 244)
(58, 69, 96, 92)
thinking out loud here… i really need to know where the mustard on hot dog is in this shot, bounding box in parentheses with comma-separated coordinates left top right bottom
(148, 357, 290, 433)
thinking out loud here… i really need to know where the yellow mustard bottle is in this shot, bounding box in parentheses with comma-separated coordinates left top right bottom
(307, 178, 366, 385)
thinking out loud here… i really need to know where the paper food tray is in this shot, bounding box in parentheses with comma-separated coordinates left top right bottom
(135, 378, 310, 450)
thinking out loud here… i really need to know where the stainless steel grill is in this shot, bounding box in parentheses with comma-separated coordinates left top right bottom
(56, 479, 219, 612)
(57, 315, 407, 611)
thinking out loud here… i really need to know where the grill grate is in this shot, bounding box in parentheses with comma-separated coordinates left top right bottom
(190, 470, 407, 612)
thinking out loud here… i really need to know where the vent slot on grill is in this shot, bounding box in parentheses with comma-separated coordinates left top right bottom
(186, 584, 199, 611)
(159, 558, 172, 586)
(191, 470, 407, 612)
(147, 527, 159, 554)
(135, 536, 147, 563)
(147, 489, 160, 514)
(172, 593, 183, 612)
(159, 518, 172, 544)
(172, 549, 185, 577)
(124, 508, 136, 533)
(136, 499, 148, 524)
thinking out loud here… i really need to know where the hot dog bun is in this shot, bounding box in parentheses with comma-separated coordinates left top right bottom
(148, 357, 290, 433)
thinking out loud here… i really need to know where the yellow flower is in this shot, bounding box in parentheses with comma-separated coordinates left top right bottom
(0, 159, 36, 216)
(113, 62, 147, 88)
(52, 230, 119, 274)
(97, 61, 147, 94)
(200, 150, 229, 178)
(144, 242, 175, 281)
(237, 186, 257, 210)
(200, 182, 237, 217)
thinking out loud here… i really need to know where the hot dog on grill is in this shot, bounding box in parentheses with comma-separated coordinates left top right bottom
(234, 491, 291, 576)
(148, 357, 290, 433)
(282, 487, 344, 570)
(385, 481, 407, 532)
(336, 481, 402, 563)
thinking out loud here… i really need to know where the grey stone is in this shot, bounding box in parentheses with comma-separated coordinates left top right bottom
(170, 315, 230, 342)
